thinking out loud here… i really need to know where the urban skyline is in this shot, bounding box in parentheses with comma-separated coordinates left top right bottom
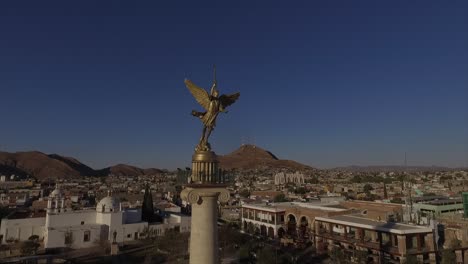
(1, 1, 467, 169)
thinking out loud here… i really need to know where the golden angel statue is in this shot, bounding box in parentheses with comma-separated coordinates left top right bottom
(185, 69, 240, 151)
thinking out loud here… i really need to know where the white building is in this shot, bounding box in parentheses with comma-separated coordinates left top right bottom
(274, 171, 305, 186)
(0, 185, 191, 249)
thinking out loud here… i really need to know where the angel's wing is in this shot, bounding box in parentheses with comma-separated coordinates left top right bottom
(219, 92, 240, 108)
(185, 79, 210, 111)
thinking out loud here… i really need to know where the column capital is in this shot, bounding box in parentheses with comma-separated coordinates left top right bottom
(181, 186, 230, 204)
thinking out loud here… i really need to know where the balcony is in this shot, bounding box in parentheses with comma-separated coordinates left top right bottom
(315, 232, 400, 255)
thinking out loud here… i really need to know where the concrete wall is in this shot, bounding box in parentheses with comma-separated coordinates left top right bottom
(47, 210, 96, 228)
(45, 225, 105, 249)
(0, 217, 45, 243)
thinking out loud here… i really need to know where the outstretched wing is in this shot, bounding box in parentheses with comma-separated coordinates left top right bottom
(219, 92, 240, 108)
(185, 79, 210, 111)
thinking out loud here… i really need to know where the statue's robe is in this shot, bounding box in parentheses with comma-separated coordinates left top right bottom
(202, 97, 221, 129)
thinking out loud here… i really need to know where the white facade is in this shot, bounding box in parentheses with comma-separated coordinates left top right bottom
(274, 171, 305, 185)
(0, 185, 191, 249)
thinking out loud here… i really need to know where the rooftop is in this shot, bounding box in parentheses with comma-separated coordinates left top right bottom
(243, 201, 347, 212)
(315, 215, 433, 234)
(420, 198, 463, 206)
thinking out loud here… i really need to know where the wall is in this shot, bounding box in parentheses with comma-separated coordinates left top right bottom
(123, 209, 141, 224)
(47, 210, 96, 228)
(45, 224, 105, 249)
(0, 217, 45, 243)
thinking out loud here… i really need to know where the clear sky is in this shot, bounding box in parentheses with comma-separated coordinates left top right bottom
(0, 1, 467, 169)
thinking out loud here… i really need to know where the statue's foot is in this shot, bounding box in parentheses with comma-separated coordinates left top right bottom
(195, 142, 211, 152)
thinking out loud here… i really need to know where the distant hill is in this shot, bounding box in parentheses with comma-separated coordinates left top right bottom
(218, 144, 314, 171)
(0, 151, 163, 180)
(331, 165, 463, 173)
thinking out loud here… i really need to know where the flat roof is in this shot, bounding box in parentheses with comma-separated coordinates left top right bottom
(424, 198, 462, 206)
(290, 202, 347, 212)
(242, 203, 286, 212)
(413, 195, 447, 202)
(242, 201, 347, 213)
(315, 215, 433, 235)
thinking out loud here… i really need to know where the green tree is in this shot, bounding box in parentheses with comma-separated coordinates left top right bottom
(403, 254, 419, 264)
(19, 240, 40, 255)
(142, 184, 154, 222)
(28, 235, 39, 242)
(295, 187, 307, 195)
(154, 230, 189, 261)
(274, 193, 288, 202)
(448, 238, 461, 249)
(239, 189, 250, 198)
(441, 249, 456, 264)
(330, 247, 346, 264)
(239, 245, 251, 263)
(363, 184, 373, 194)
(308, 176, 319, 184)
(353, 249, 368, 264)
(256, 247, 276, 264)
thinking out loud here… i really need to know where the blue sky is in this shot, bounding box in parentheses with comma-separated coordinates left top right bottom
(0, 1, 467, 169)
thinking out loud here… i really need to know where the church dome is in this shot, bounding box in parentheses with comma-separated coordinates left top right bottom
(97, 194, 120, 213)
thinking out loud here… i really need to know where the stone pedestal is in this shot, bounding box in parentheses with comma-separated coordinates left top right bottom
(191, 151, 223, 184)
(181, 185, 229, 264)
(110, 243, 119, 255)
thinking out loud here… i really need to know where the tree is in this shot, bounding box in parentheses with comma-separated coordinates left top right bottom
(440, 238, 461, 264)
(441, 249, 456, 264)
(403, 254, 420, 264)
(354, 249, 368, 264)
(308, 176, 319, 184)
(448, 238, 461, 249)
(154, 230, 190, 261)
(273, 193, 288, 202)
(239, 245, 251, 263)
(256, 247, 276, 264)
(142, 184, 154, 222)
(28, 235, 39, 242)
(363, 184, 373, 194)
(19, 240, 40, 255)
(239, 189, 250, 198)
(330, 247, 346, 264)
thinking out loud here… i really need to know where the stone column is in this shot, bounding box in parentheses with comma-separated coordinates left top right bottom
(181, 186, 229, 264)
(425, 233, 435, 251)
(397, 235, 407, 256)
(355, 228, 363, 241)
(429, 253, 436, 264)
(315, 221, 321, 235)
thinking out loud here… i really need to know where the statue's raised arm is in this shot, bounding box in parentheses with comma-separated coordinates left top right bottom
(185, 69, 240, 151)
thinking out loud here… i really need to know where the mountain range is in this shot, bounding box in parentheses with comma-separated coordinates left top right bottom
(218, 144, 315, 171)
(0, 151, 164, 180)
(0, 145, 314, 180)
(1, 145, 462, 180)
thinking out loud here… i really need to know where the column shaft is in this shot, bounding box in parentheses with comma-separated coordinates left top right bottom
(190, 192, 220, 264)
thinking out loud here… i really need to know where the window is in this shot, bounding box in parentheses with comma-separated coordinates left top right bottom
(83, 231, 90, 242)
(127, 234, 131, 238)
(81, 221, 84, 225)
